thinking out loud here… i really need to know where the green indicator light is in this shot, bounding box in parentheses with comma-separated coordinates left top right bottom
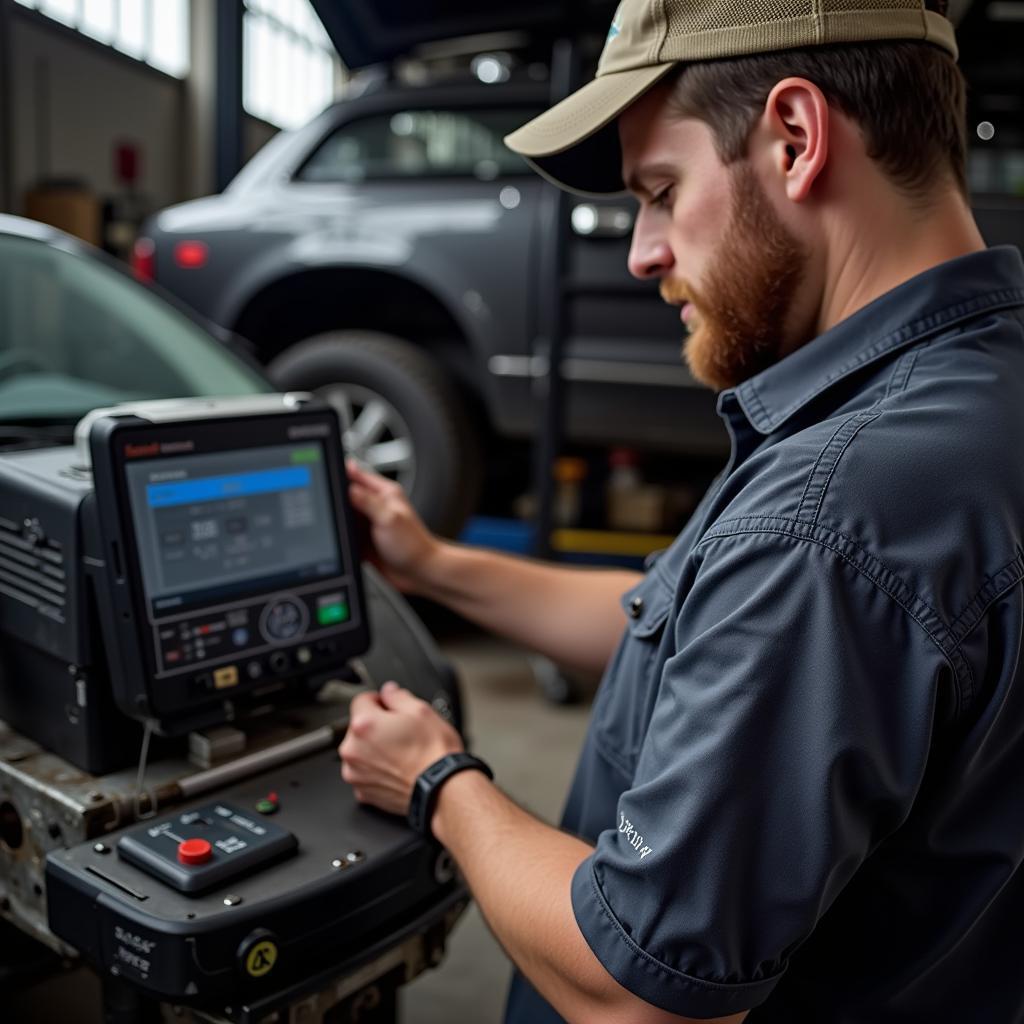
(317, 602, 349, 626)
(290, 447, 321, 464)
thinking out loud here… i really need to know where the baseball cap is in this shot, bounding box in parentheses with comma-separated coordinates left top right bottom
(504, 0, 958, 196)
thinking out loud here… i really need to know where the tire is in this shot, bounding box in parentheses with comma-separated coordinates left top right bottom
(268, 330, 482, 537)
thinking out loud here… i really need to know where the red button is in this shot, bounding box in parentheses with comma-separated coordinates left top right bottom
(178, 838, 213, 866)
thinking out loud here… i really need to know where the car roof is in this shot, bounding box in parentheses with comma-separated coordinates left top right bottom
(322, 77, 550, 116)
(0, 214, 69, 245)
(310, 0, 619, 70)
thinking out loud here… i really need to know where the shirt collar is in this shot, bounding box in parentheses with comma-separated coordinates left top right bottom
(727, 246, 1024, 437)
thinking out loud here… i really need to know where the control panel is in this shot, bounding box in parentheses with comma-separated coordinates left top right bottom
(117, 801, 298, 894)
(45, 743, 467, 1011)
(157, 587, 353, 694)
(86, 399, 372, 730)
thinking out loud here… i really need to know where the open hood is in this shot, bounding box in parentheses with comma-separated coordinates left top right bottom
(309, 0, 619, 70)
(311, 0, 986, 70)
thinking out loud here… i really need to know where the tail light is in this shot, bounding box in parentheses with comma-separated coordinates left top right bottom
(174, 240, 209, 270)
(132, 237, 156, 282)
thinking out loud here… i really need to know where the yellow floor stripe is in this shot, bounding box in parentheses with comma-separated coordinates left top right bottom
(550, 529, 676, 557)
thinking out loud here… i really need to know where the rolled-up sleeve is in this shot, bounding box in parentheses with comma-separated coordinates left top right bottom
(571, 528, 946, 1018)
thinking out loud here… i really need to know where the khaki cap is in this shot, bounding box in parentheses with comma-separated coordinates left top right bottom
(505, 0, 958, 196)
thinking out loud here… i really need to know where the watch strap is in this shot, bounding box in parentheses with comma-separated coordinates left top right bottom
(408, 752, 493, 836)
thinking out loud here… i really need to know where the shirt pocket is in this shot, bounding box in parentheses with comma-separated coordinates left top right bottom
(592, 571, 674, 780)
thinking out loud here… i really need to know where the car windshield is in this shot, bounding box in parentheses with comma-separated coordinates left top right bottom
(0, 233, 269, 427)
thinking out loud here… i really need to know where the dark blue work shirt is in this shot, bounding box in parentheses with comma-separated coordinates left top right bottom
(506, 247, 1024, 1023)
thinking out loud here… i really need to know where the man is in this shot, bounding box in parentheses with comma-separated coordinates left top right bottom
(339, 1, 1024, 1020)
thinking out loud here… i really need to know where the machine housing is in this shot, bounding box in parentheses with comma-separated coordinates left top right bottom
(0, 397, 370, 770)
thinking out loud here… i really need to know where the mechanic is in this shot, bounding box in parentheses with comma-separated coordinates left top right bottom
(338, 1, 1024, 1021)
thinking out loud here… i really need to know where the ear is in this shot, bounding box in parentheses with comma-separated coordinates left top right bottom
(760, 77, 829, 203)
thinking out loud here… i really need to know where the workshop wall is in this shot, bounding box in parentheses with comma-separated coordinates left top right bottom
(6, 4, 281, 237)
(247, 118, 279, 161)
(8, 11, 184, 218)
(185, 0, 281, 204)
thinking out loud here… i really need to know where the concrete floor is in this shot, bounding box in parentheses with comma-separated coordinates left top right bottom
(7, 631, 595, 1024)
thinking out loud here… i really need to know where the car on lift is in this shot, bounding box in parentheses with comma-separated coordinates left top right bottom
(135, 0, 1024, 536)
(133, 0, 728, 537)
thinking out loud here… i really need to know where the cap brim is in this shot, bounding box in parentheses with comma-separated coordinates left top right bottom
(505, 63, 677, 197)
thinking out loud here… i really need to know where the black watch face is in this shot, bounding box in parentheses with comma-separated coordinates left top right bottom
(409, 754, 491, 835)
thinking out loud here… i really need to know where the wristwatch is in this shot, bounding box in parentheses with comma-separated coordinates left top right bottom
(408, 752, 494, 837)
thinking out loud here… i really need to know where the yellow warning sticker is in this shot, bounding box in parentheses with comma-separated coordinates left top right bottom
(245, 940, 278, 978)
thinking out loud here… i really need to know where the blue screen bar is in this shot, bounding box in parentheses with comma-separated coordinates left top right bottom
(147, 466, 312, 508)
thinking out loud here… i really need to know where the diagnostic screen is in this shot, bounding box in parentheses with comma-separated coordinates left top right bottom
(95, 407, 368, 725)
(125, 442, 341, 615)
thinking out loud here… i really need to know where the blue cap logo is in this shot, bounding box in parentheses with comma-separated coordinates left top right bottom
(607, 2, 624, 43)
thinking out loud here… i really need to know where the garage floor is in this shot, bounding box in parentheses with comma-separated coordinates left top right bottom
(7, 630, 595, 1024)
(400, 632, 594, 1024)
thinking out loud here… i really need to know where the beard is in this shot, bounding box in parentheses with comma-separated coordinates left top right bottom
(660, 163, 808, 392)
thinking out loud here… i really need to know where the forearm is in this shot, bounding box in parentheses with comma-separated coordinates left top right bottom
(415, 543, 640, 676)
(346, 460, 639, 673)
(432, 771, 746, 1024)
(431, 770, 623, 1023)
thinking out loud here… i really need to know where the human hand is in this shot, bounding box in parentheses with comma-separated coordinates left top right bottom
(339, 682, 464, 817)
(345, 459, 443, 593)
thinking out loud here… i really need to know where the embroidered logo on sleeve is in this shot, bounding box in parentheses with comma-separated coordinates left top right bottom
(618, 813, 653, 860)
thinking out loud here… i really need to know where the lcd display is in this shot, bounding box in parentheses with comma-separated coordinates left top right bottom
(124, 441, 341, 615)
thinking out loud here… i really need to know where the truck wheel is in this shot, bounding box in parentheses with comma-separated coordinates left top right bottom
(268, 331, 482, 537)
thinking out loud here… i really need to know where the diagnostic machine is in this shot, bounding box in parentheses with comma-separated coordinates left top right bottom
(0, 395, 466, 1022)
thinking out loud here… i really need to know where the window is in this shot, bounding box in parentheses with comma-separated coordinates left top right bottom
(243, 0, 341, 130)
(959, 1, 1024, 199)
(967, 105, 1024, 198)
(969, 146, 1024, 198)
(0, 234, 268, 421)
(297, 109, 537, 184)
(14, 0, 189, 78)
